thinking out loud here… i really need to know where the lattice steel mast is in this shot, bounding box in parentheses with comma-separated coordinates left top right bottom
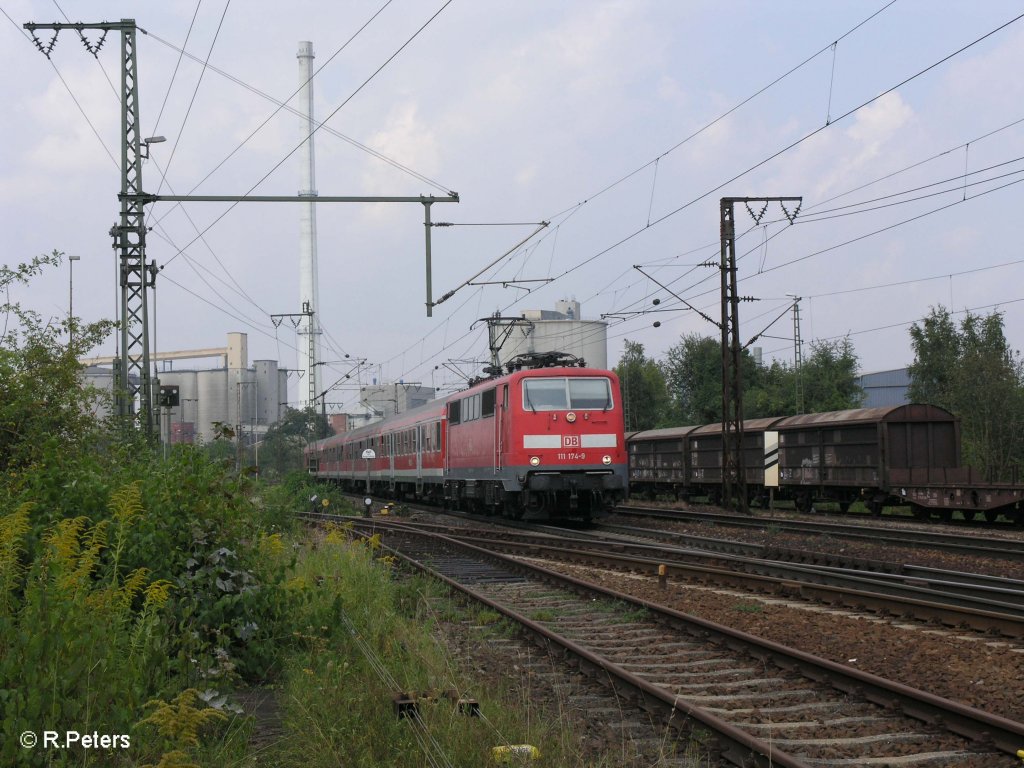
(720, 197, 801, 513)
(25, 18, 156, 432)
(790, 295, 804, 414)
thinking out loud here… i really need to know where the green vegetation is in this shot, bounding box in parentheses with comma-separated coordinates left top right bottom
(617, 340, 672, 432)
(259, 531, 620, 767)
(256, 407, 331, 480)
(909, 305, 1024, 481)
(615, 332, 862, 429)
(732, 602, 764, 614)
(528, 608, 558, 622)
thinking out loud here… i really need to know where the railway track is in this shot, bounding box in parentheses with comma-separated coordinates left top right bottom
(304, 512, 1024, 767)
(615, 505, 1024, 562)
(328, 495, 1024, 632)
(426, 523, 1024, 637)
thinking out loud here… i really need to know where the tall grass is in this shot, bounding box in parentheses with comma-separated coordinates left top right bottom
(0, 488, 175, 766)
(252, 528, 705, 767)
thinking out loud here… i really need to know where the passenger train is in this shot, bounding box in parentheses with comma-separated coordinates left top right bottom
(305, 353, 629, 521)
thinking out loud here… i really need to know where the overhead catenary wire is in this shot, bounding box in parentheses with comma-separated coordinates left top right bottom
(461, 99, 1024, 378)
(45, 2, 278, 332)
(523, 8, 1024, 308)
(370, 0, 1015, 391)
(147, 0, 401, 226)
(760, 296, 1024, 359)
(147, 0, 202, 140)
(443, 7, 1024, 359)
(152, 0, 232, 198)
(1, 6, 118, 168)
(160, 0, 455, 271)
(388, 159, 1024, 390)
(632, 174, 1024, 362)
(142, 17, 452, 194)
(543, 0, 898, 223)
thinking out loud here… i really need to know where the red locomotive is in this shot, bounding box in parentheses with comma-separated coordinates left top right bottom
(306, 353, 629, 521)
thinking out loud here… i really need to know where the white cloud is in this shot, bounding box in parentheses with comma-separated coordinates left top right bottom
(846, 90, 914, 146)
(25, 69, 118, 175)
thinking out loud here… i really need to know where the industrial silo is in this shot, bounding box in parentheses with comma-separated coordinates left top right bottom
(196, 369, 229, 444)
(496, 301, 608, 369)
(254, 360, 279, 426)
(80, 366, 115, 421)
(227, 368, 257, 434)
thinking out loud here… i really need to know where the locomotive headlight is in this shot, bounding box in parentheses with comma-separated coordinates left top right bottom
(566, 411, 577, 423)
(530, 456, 541, 466)
(602, 455, 612, 465)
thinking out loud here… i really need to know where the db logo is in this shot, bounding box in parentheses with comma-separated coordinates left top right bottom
(563, 435, 580, 447)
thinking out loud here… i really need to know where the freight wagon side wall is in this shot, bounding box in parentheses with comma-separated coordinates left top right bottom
(779, 424, 882, 487)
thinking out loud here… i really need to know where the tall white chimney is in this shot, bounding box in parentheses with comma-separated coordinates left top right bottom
(297, 41, 322, 409)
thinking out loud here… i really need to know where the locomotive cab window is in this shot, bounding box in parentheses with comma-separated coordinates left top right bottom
(569, 378, 613, 409)
(522, 377, 613, 411)
(448, 400, 461, 425)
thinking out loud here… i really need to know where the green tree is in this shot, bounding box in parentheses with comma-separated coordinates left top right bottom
(0, 251, 116, 471)
(661, 333, 762, 424)
(800, 337, 864, 413)
(662, 333, 721, 424)
(660, 332, 863, 424)
(907, 306, 960, 406)
(909, 306, 1024, 480)
(745, 358, 795, 417)
(614, 340, 670, 431)
(259, 406, 332, 478)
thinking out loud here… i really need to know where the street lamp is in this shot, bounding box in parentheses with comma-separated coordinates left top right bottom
(68, 254, 80, 346)
(141, 135, 166, 159)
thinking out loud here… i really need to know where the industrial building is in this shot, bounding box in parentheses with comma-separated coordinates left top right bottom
(79, 332, 448, 444)
(490, 299, 608, 370)
(81, 332, 288, 445)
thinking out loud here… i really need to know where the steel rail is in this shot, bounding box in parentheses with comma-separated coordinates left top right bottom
(616, 506, 1024, 560)
(377, 532, 814, 767)
(381, 517, 1024, 622)
(337, 519, 1024, 759)
(301, 506, 1024, 619)
(442, 532, 1024, 637)
(593, 520, 1024, 606)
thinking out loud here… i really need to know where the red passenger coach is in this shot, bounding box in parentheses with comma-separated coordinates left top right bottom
(306, 355, 629, 521)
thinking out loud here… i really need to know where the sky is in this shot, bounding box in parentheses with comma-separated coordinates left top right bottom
(3, 0, 1024, 411)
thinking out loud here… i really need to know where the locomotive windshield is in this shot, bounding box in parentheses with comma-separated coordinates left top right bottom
(522, 377, 613, 411)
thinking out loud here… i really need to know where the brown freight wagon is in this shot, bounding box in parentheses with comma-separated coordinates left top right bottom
(774, 404, 1023, 521)
(687, 418, 784, 506)
(626, 426, 698, 499)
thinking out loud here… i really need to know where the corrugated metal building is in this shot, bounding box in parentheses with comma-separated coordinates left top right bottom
(855, 367, 911, 408)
